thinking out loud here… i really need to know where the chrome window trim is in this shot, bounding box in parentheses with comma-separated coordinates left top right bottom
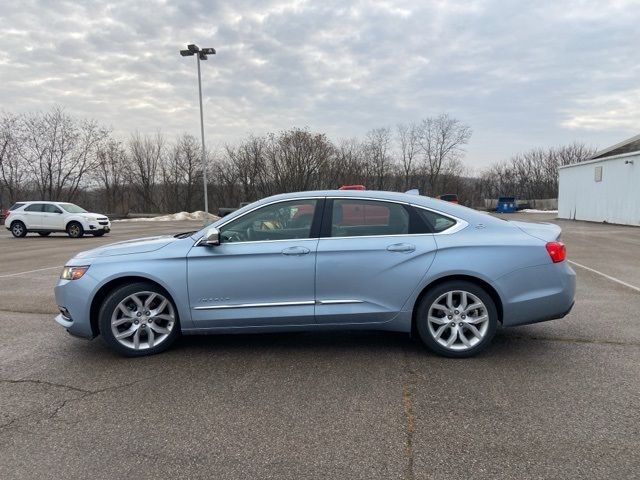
(194, 300, 315, 310)
(194, 195, 468, 246)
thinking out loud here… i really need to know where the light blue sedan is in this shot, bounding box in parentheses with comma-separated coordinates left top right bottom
(54, 190, 575, 358)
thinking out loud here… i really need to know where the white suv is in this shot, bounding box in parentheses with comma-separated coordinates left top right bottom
(5, 201, 111, 238)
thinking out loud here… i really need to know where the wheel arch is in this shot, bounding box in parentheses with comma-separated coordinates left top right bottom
(411, 274, 504, 336)
(89, 275, 177, 337)
(65, 219, 83, 230)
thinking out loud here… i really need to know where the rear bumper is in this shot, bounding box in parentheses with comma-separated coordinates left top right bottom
(497, 261, 576, 327)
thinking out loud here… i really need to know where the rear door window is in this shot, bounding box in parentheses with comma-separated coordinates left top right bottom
(330, 199, 409, 237)
(24, 203, 45, 212)
(43, 204, 63, 214)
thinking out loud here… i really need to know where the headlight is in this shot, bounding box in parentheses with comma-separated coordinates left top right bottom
(61, 265, 90, 280)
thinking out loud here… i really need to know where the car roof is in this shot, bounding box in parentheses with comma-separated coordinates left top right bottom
(218, 189, 501, 227)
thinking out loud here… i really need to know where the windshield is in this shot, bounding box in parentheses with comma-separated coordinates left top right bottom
(60, 203, 88, 213)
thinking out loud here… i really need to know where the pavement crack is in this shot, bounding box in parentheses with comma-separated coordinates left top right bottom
(402, 383, 415, 480)
(0, 378, 144, 428)
(0, 378, 92, 394)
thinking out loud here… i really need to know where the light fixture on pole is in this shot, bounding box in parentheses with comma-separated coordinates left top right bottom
(180, 43, 216, 224)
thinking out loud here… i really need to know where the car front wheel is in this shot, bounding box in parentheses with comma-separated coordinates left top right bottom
(99, 282, 180, 357)
(10, 221, 27, 238)
(416, 281, 497, 358)
(67, 222, 84, 238)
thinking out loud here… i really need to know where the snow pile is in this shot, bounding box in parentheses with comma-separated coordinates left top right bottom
(520, 209, 558, 214)
(114, 211, 220, 222)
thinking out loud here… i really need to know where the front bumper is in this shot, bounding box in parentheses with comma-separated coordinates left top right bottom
(54, 277, 97, 339)
(86, 220, 111, 233)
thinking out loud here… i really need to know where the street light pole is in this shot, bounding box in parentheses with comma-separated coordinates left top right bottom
(180, 44, 216, 224)
(196, 53, 208, 218)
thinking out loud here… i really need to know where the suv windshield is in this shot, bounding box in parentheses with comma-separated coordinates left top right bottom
(60, 203, 88, 213)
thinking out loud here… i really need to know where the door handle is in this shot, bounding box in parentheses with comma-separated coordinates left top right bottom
(281, 246, 310, 256)
(386, 243, 416, 253)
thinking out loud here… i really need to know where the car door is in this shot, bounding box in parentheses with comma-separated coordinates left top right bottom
(187, 198, 323, 329)
(41, 204, 65, 230)
(22, 203, 45, 229)
(315, 198, 438, 325)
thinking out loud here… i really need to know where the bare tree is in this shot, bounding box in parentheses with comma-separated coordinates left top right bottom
(0, 112, 26, 205)
(15, 107, 109, 201)
(418, 114, 472, 195)
(129, 132, 164, 212)
(95, 139, 129, 214)
(365, 127, 393, 190)
(396, 122, 420, 190)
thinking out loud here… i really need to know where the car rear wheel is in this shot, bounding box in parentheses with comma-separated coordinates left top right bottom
(67, 222, 84, 238)
(416, 281, 497, 358)
(10, 221, 27, 238)
(99, 282, 180, 357)
(38, 232, 51, 237)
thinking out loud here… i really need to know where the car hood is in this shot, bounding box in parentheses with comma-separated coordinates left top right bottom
(74, 236, 176, 259)
(509, 220, 561, 242)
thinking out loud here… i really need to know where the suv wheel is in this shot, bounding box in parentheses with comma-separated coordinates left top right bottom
(416, 281, 497, 358)
(66, 222, 84, 238)
(99, 282, 180, 357)
(10, 221, 27, 238)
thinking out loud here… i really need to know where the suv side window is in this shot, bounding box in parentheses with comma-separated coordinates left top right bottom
(415, 208, 457, 233)
(330, 199, 409, 237)
(9, 203, 25, 211)
(220, 199, 318, 243)
(24, 203, 45, 212)
(43, 204, 62, 214)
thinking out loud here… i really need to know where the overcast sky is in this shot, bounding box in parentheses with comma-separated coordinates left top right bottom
(1, 0, 639, 168)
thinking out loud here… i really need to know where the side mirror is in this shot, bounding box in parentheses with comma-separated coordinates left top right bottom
(203, 227, 220, 246)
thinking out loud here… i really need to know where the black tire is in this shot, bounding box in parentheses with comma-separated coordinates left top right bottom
(38, 232, 51, 237)
(92, 231, 106, 237)
(415, 280, 498, 358)
(99, 282, 180, 357)
(66, 221, 84, 238)
(10, 221, 27, 238)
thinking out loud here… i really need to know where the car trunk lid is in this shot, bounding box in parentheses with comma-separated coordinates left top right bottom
(509, 220, 562, 242)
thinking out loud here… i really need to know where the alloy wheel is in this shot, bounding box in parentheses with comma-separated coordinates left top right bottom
(426, 290, 490, 351)
(110, 291, 176, 351)
(12, 223, 24, 237)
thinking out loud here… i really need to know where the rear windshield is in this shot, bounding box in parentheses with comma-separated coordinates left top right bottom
(60, 203, 87, 213)
(498, 197, 515, 202)
(9, 203, 25, 211)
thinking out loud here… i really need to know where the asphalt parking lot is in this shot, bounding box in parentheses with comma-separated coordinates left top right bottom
(0, 214, 638, 479)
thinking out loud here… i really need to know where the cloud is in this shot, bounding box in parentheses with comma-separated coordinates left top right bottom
(0, 0, 639, 166)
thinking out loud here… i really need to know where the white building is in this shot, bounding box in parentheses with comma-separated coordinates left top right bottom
(558, 134, 640, 226)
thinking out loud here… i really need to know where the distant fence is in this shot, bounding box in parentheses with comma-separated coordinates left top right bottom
(483, 198, 558, 211)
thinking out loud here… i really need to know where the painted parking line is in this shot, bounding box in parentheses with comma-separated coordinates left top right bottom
(0, 265, 64, 279)
(568, 260, 640, 294)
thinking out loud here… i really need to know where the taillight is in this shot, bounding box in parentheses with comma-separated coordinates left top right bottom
(545, 241, 566, 263)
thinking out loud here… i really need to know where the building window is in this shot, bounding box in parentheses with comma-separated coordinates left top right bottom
(594, 166, 603, 182)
